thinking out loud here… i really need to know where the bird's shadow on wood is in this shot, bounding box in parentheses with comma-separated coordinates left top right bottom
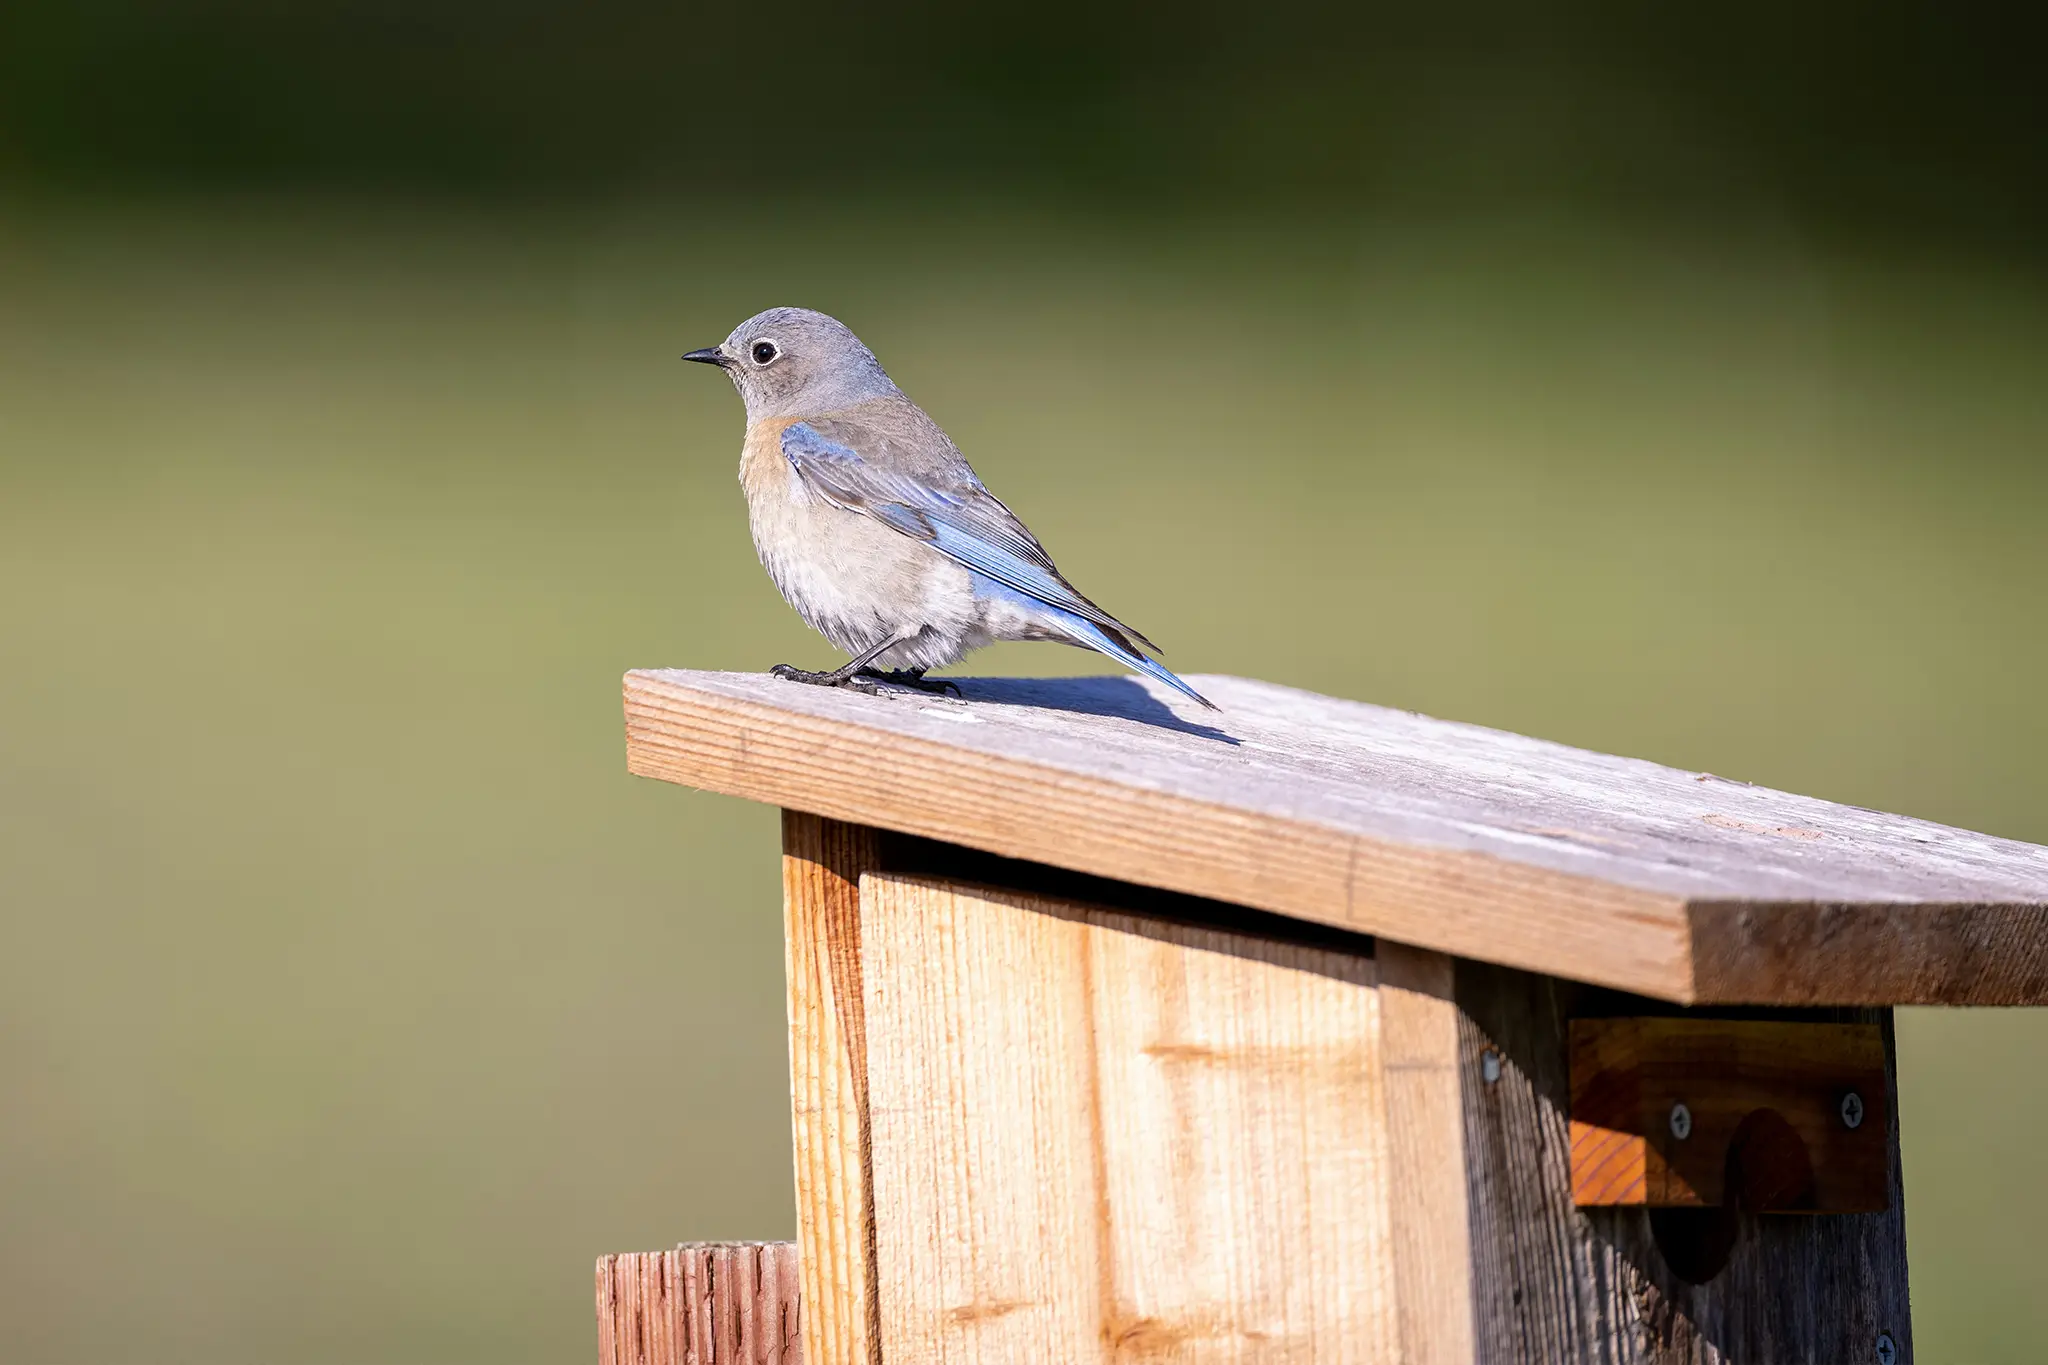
(938, 675, 1240, 746)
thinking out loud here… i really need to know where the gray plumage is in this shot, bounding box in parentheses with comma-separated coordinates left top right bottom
(684, 307, 1211, 707)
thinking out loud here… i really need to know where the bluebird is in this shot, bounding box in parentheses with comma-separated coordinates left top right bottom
(683, 307, 1214, 708)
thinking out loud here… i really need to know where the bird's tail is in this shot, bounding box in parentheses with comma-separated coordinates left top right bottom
(1058, 614, 1218, 710)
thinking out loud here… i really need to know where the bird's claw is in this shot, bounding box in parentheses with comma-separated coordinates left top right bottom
(770, 663, 871, 690)
(767, 664, 889, 697)
(862, 668, 963, 698)
(768, 664, 961, 700)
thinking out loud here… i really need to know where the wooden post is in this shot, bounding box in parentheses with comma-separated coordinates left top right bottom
(620, 669, 2048, 1364)
(595, 1242, 801, 1365)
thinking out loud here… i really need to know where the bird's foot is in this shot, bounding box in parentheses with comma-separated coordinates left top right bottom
(770, 663, 886, 696)
(768, 664, 963, 700)
(859, 667, 964, 698)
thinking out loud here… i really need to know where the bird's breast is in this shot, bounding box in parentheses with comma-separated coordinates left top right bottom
(738, 417, 802, 506)
(738, 417, 825, 595)
(736, 417, 970, 653)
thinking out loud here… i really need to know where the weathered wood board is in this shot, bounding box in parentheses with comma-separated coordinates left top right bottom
(1453, 960, 1911, 1363)
(628, 669, 2048, 1004)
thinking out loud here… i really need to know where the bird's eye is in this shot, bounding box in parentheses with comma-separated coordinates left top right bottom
(751, 340, 779, 365)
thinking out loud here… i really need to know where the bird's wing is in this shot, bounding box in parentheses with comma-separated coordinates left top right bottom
(780, 418, 1162, 654)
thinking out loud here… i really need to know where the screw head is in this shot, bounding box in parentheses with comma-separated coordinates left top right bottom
(1481, 1050, 1502, 1083)
(1841, 1091, 1867, 1130)
(1669, 1102, 1693, 1140)
(1874, 1330, 1897, 1364)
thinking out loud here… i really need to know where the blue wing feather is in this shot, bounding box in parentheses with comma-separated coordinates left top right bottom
(781, 421, 1213, 708)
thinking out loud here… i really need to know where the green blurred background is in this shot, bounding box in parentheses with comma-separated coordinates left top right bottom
(2, 3, 2044, 1361)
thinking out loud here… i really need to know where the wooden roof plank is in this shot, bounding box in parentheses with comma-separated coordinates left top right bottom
(622, 669, 2048, 1005)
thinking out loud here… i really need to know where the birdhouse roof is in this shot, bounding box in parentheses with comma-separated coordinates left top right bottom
(625, 670, 2048, 1004)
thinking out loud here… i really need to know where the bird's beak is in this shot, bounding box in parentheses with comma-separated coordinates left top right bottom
(681, 347, 729, 367)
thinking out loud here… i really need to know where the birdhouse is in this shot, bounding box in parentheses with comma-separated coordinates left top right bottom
(598, 670, 2048, 1365)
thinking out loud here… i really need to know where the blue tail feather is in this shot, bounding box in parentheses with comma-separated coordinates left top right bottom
(963, 573, 1217, 709)
(1046, 612, 1217, 710)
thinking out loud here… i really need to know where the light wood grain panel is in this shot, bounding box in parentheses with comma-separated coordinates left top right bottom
(860, 871, 1400, 1363)
(860, 874, 1107, 1364)
(595, 1242, 802, 1365)
(782, 814, 880, 1365)
(624, 670, 2048, 1004)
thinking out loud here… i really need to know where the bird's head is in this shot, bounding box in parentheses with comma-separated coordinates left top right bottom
(683, 307, 899, 421)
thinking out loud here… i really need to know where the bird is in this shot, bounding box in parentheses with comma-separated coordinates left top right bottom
(683, 307, 1214, 709)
